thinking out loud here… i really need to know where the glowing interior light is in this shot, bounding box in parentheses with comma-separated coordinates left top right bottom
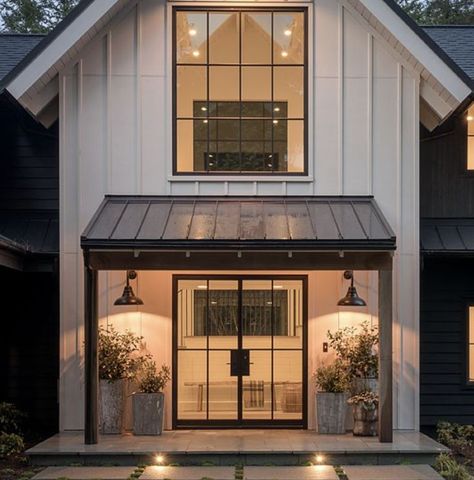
(197, 285, 208, 289)
(203, 119, 208, 124)
(274, 107, 280, 112)
(192, 50, 200, 57)
(284, 29, 292, 36)
(189, 26, 197, 36)
(281, 50, 288, 58)
(274, 285, 283, 289)
(273, 120, 279, 125)
(201, 106, 207, 111)
(468, 115, 474, 122)
(155, 455, 165, 464)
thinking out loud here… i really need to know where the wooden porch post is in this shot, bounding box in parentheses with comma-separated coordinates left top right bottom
(84, 262, 99, 445)
(378, 266, 393, 443)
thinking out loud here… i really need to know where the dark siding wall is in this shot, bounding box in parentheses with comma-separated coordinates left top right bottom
(420, 257, 474, 430)
(0, 96, 58, 212)
(420, 113, 474, 218)
(0, 266, 59, 435)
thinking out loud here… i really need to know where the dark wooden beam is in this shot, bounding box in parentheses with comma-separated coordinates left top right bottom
(378, 268, 393, 442)
(86, 250, 394, 271)
(84, 265, 98, 445)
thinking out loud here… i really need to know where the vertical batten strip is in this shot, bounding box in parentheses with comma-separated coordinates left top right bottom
(367, 33, 373, 195)
(76, 60, 83, 361)
(106, 31, 112, 193)
(135, 3, 143, 194)
(338, 4, 344, 195)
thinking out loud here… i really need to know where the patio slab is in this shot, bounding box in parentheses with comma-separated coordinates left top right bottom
(244, 466, 338, 479)
(31, 466, 136, 479)
(342, 464, 444, 480)
(141, 466, 236, 479)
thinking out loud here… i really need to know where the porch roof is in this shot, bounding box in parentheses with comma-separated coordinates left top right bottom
(81, 195, 395, 251)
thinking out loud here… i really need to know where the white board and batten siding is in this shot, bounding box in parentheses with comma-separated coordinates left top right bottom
(59, 0, 419, 431)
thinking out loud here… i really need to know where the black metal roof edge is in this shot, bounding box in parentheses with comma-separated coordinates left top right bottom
(422, 25, 474, 29)
(81, 196, 110, 239)
(0, 0, 95, 92)
(382, 0, 474, 90)
(421, 250, 474, 256)
(0, 234, 28, 255)
(80, 239, 397, 251)
(102, 194, 377, 200)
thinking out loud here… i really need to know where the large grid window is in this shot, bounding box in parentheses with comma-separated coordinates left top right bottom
(467, 105, 474, 170)
(174, 9, 307, 174)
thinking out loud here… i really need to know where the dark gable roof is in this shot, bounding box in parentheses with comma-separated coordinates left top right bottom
(0, 34, 44, 83)
(424, 26, 474, 81)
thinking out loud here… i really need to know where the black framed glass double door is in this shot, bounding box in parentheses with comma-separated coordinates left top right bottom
(173, 275, 307, 428)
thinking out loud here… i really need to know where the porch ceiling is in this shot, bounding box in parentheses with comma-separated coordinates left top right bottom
(81, 196, 396, 270)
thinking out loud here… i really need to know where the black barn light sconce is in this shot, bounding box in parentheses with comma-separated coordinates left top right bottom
(337, 270, 366, 307)
(114, 270, 144, 306)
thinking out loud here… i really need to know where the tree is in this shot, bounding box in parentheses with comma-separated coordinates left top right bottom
(0, 0, 79, 33)
(396, 0, 474, 25)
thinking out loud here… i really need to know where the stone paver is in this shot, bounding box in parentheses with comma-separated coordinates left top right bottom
(31, 466, 135, 480)
(141, 466, 236, 480)
(244, 466, 338, 480)
(343, 464, 444, 480)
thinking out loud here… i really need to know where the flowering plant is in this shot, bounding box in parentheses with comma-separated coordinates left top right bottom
(347, 391, 379, 410)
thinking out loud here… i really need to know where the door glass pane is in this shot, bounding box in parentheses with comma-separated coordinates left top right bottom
(273, 12, 304, 65)
(242, 12, 271, 64)
(208, 280, 239, 349)
(242, 280, 272, 349)
(176, 11, 207, 64)
(177, 279, 209, 349)
(273, 280, 303, 349)
(208, 350, 238, 419)
(273, 350, 303, 420)
(178, 350, 207, 420)
(242, 350, 272, 419)
(209, 12, 239, 64)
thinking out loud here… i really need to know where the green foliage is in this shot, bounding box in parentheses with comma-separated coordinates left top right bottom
(0, 0, 79, 33)
(0, 402, 25, 435)
(434, 453, 472, 480)
(396, 0, 474, 25)
(313, 360, 349, 393)
(437, 421, 474, 453)
(0, 432, 24, 457)
(98, 325, 150, 382)
(327, 321, 379, 379)
(137, 359, 171, 394)
(347, 391, 379, 410)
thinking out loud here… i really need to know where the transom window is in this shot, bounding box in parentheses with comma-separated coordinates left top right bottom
(174, 8, 307, 174)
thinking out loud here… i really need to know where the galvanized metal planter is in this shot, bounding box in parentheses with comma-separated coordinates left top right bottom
(351, 377, 378, 395)
(133, 392, 165, 435)
(99, 379, 125, 434)
(315, 392, 349, 434)
(352, 403, 378, 436)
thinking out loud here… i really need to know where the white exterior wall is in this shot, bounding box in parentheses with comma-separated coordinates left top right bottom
(59, 0, 419, 431)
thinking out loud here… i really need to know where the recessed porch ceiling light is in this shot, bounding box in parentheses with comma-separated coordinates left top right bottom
(192, 50, 200, 57)
(197, 285, 208, 289)
(281, 50, 288, 58)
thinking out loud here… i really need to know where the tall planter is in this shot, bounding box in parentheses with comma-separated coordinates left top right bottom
(133, 392, 165, 435)
(99, 379, 125, 434)
(315, 392, 348, 434)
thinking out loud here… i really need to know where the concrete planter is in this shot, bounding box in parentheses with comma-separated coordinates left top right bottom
(351, 377, 378, 395)
(315, 392, 348, 434)
(352, 403, 378, 436)
(99, 379, 125, 434)
(133, 392, 165, 435)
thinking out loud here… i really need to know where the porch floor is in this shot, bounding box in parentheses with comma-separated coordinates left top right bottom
(27, 430, 448, 466)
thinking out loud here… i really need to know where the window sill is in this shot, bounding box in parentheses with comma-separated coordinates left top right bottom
(168, 175, 314, 182)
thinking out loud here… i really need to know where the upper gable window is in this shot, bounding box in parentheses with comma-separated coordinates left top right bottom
(174, 8, 307, 175)
(468, 105, 474, 170)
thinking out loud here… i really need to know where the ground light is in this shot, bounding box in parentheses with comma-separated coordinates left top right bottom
(154, 454, 165, 464)
(314, 454, 324, 464)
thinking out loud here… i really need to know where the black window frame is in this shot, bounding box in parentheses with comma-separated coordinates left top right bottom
(466, 303, 474, 386)
(172, 6, 309, 176)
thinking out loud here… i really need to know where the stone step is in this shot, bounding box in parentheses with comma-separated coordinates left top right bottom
(342, 464, 444, 480)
